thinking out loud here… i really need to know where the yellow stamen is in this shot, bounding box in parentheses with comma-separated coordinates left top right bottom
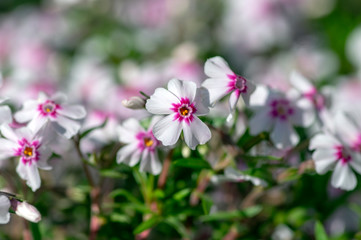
(23, 147, 33, 157)
(144, 137, 154, 147)
(179, 106, 189, 116)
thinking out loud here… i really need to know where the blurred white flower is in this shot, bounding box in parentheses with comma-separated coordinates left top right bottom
(146, 79, 211, 150)
(0, 195, 10, 224)
(116, 117, 162, 175)
(0, 125, 52, 191)
(13, 201, 41, 223)
(211, 167, 268, 187)
(15, 92, 86, 139)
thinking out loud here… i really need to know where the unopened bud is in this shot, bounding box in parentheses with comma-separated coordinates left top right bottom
(122, 96, 146, 110)
(12, 200, 41, 223)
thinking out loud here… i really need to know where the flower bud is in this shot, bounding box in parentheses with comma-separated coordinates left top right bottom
(122, 96, 146, 110)
(12, 200, 41, 223)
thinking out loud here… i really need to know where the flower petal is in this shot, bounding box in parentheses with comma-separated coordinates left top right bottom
(152, 114, 182, 146)
(249, 108, 274, 135)
(334, 112, 360, 145)
(331, 161, 357, 191)
(0, 106, 12, 125)
(52, 116, 81, 139)
(58, 105, 86, 119)
(117, 118, 143, 144)
(14, 100, 38, 123)
(0, 125, 19, 142)
(139, 150, 162, 175)
(229, 90, 240, 113)
(0, 138, 17, 157)
(202, 77, 230, 104)
(17, 162, 41, 192)
(168, 78, 197, 102)
(50, 92, 67, 104)
(204, 56, 234, 78)
(290, 71, 314, 92)
(28, 115, 48, 135)
(241, 80, 257, 106)
(193, 87, 210, 116)
(0, 195, 10, 224)
(116, 144, 138, 165)
(312, 149, 337, 174)
(183, 116, 211, 150)
(270, 119, 299, 149)
(309, 133, 340, 150)
(146, 88, 179, 115)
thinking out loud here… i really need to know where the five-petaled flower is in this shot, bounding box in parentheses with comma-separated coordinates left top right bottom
(0, 125, 52, 191)
(202, 56, 256, 116)
(14, 92, 86, 139)
(249, 86, 314, 149)
(116, 117, 162, 175)
(146, 78, 211, 150)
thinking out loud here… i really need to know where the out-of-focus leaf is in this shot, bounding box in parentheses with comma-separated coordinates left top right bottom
(80, 118, 108, 139)
(173, 158, 211, 169)
(110, 189, 142, 204)
(133, 216, 161, 234)
(100, 169, 127, 179)
(110, 213, 131, 224)
(240, 155, 282, 161)
(164, 216, 190, 239)
(277, 168, 300, 183)
(199, 206, 262, 222)
(173, 188, 191, 201)
(315, 221, 328, 240)
(30, 222, 42, 240)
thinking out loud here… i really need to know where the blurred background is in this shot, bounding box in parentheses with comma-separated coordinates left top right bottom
(1, 0, 361, 239)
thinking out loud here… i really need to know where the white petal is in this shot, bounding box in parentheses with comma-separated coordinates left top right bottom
(52, 116, 81, 139)
(116, 144, 138, 165)
(0, 106, 12, 125)
(0, 125, 19, 142)
(37, 147, 52, 170)
(331, 161, 357, 191)
(312, 149, 337, 174)
(50, 92, 67, 104)
(117, 118, 143, 144)
(152, 114, 182, 146)
(270, 120, 299, 149)
(139, 150, 162, 175)
(14, 101, 38, 123)
(249, 108, 274, 135)
(292, 98, 315, 127)
(204, 56, 234, 78)
(193, 87, 210, 116)
(202, 78, 230, 104)
(349, 153, 361, 174)
(0, 138, 17, 157)
(309, 133, 340, 150)
(290, 71, 314, 92)
(183, 116, 211, 150)
(17, 163, 41, 192)
(168, 79, 197, 102)
(28, 116, 48, 135)
(14, 127, 34, 141)
(128, 150, 142, 167)
(249, 85, 269, 106)
(58, 105, 86, 119)
(146, 88, 179, 115)
(0, 195, 10, 224)
(229, 91, 240, 112)
(334, 112, 360, 145)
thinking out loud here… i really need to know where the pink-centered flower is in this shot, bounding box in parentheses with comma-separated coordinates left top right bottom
(116, 118, 162, 175)
(0, 125, 52, 191)
(146, 78, 211, 150)
(14, 92, 86, 139)
(249, 86, 314, 149)
(309, 113, 361, 190)
(202, 56, 256, 117)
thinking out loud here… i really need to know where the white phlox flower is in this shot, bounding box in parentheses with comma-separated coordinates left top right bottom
(211, 167, 268, 187)
(0, 195, 10, 224)
(116, 117, 162, 175)
(0, 125, 52, 191)
(249, 85, 315, 149)
(202, 56, 256, 116)
(14, 92, 86, 139)
(146, 78, 211, 150)
(309, 113, 361, 190)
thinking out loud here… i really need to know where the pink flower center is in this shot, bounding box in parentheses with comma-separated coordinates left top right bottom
(15, 138, 41, 165)
(335, 145, 352, 165)
(227, 74, 248, 93)
(38, 100, 61, 118)
(269, 99, 294, 120)
(171, 98, 197, 124)
(136, 131, 158, 152)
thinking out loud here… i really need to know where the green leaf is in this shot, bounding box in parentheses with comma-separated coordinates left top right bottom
(173, 188, 191, 201)
(164, 216, 190, 239)
(315, 221, 328, 240)
(277, 168, 300, 183)
(80, 118, 108, 139)
(30, 222, 42, 240)
(110, 189, 142, 204)
(110, 213, 131, 224)
(200, 206, 262, 222)
(173, 158, 211, 169)
(100, 169, 127, 179)
(133, 216, 161, 234)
